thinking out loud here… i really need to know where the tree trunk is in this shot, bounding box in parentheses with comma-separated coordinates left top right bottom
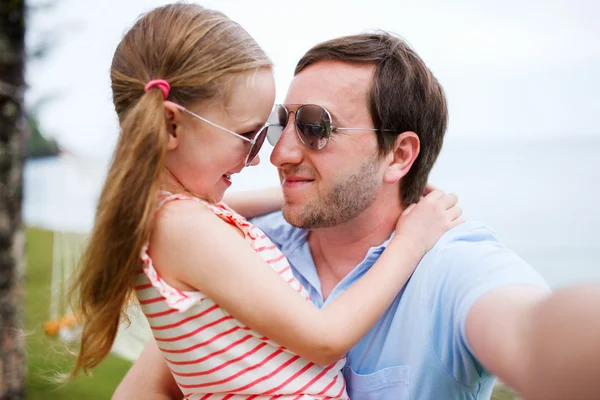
(0, 0, 27, 398)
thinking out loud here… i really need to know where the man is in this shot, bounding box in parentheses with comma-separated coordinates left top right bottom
(114, 33, 600, 399)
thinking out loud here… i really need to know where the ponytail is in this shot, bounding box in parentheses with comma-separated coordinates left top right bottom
(71, 88, 168, 375)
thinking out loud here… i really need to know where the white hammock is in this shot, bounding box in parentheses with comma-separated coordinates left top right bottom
(48, 230, 152, 361)
(27, 153, 152, 361)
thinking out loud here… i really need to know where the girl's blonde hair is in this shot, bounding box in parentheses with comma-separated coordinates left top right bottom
(71, 3, 272, 376)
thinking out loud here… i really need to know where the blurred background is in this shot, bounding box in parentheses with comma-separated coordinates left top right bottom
(21, 0, 599, 398)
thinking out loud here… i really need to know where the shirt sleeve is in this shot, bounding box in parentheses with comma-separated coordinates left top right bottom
(423, 223, 550, 387)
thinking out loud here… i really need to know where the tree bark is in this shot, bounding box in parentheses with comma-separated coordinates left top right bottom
(0, 0, 27, 398)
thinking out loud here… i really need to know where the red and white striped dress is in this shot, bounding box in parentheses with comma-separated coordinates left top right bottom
(134, 192, 348, 400)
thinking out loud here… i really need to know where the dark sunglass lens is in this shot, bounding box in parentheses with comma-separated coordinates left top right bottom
(247, 128, 267, 164)
(268, 105, 288, 126)
(296, 105, 331, 150)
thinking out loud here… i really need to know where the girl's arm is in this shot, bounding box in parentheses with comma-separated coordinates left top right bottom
(152, 190, 460, 366)
(222, 187, 283, 219)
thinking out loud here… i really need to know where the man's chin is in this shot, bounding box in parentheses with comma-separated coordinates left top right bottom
(281, 205, 305, 228)
(281, 204, 319, 229)
(282, 204, 338, 230)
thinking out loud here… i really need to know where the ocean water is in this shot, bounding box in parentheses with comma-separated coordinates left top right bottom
(24, 136, 600, 288)
(428, 136, 600, 288)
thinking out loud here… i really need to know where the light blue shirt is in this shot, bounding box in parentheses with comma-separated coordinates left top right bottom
(252, 212, 549, 400)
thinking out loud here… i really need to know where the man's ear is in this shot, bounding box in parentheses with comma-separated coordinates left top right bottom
(164, 102, 181, 151)
(383, 131, 420, 184)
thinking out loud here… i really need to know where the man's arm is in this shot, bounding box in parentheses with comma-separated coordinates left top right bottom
(467, 284, 600, 400)
(112, 338, 182, 400)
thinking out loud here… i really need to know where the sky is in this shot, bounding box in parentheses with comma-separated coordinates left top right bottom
(26, 0, 600, 161)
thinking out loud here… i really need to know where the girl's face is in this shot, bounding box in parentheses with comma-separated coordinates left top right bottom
(163, 68, 276, 203)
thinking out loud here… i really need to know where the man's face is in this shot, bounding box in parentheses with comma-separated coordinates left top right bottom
(270, 61, 386, 229)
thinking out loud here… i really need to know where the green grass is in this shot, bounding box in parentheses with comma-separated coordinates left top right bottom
(23, 227, 517, 399)
(25, 228, 132, 400)
(492, 384, 520, 400)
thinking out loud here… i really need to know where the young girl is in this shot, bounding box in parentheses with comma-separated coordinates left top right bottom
(71, 4, 461, 399)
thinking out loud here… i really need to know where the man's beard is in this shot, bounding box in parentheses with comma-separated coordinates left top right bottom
(282, 158, 381, 229)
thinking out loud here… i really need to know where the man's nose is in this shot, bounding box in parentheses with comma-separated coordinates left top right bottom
(270, 114, 304, 168)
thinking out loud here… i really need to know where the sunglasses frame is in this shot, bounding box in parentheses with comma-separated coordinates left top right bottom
(268, 104, 394, 151)
(167, 101, 270, 167)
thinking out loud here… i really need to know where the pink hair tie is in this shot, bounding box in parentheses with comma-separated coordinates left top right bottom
(144, 79, 170, 100)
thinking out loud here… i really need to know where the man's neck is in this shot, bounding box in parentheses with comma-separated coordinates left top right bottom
(308, 194, 403, 299)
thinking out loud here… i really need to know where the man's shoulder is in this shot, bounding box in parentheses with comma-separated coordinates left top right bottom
(250, 211, 307, 249)
(410, 220, 549, 305)
(436, 221, 499, 247)
(414, 220, 546, 285)
(428, 221, 506, 262)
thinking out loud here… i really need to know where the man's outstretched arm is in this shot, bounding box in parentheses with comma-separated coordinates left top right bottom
(467, 283, 600, 400)
(112, 338, 182, 400)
